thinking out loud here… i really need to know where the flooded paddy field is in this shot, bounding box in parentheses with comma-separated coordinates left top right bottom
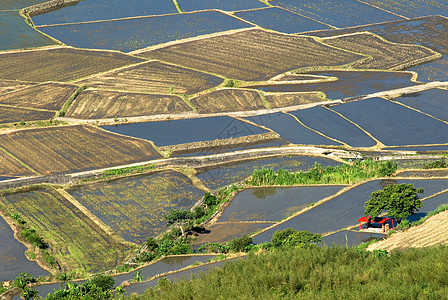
(234, 7, 330, 34)
(0, 187, 132, 273)
(362, 0, 448, 18)
(321, 230, 385, 247)
(252, 179, 448, 243)
(66, 89, 191, 119)
(0, 215, 47, 281)
(177, 0, 266, 12)
(38, 11, 252, 52)
(393, 89, 448, 122)
(0, 106, 55, 124)
(407, 191, 448, 222)
(395, 169, 448, 178)
(331, 98, 448, 146)
(0, 82, 78, 111)
(409, 55, 448, 82)
(288, 106, 377, 147)
(101, 116, 267, 147)
(219, 186, 345, 222)
(0, 0, 48, 10)
(138, 28, 365, 81)
(69, 171, 204, 243)
(0, 11, 55, 52)
(196, 156, 341, 190)
(270, 0, 402, 28)
(384, 145, 448, 152)
(0, 125, 162, 175)
(246, 70, 416, 100)
(31, 0, 178, 26)
(246, 112, 342, 146)
(77, 60, 223, 95)
(0, 47, 144, 82)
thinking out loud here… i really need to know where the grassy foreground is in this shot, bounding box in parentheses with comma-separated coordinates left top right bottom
(132, 245, 448, 299)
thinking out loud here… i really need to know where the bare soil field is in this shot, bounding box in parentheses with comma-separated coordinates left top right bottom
(0, 47, 144, 82)
(0, 82, 78, 110)
(320, 32, 440, 70)
(0, 80, 35, 95)
(0, 125, 162, 175)
(0, 151, 35, 177)
(137, 29, 366, 81)
(189, 89, 265, 113)
(264, 92, 325, 108)
(77, 60, 223, 95)
(0, 106, 56, 124)
(66, 89, 192, 119)
(368, 210, 448, 251)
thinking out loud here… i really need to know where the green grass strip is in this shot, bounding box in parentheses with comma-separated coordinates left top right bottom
(0, 145, 39, 175)
(58, 85, 87, 117)
(172, 0, 183, 13)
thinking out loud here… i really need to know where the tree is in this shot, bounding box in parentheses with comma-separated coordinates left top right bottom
(165, 209, 194, 237)
(364, 183, 424, 223)
(271, 228, 321, 247)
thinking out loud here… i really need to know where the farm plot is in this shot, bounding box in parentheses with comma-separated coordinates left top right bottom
(196, 156, 340, 190)
(264, 92, 327, 109)
(407, 190, 448, 222)
(362, 0, 448, 19)
(177, 0, 266, 12)
(0, 105, 55, 124)
(395, 170, 448, 178)
(0, 47, 144, 83)
(101, 116, 268, 147)
(0, 150, 35, 177)
(137, 29, 366, 81)
(321, 230, 384, 247)
(270, 0, 401, 28)
(0, 215, 47, 281)
(320, 32, 439, 70)
(0, 80, 35, 95)
(0, 0, 48, 10)
(31, 0, 177, 26)
(219, 186, 345, 222)
(252, 178, 448, 243)
(246, 70, 416, 100)
(331, 98, 448, 146)
(288, 106, 377, 148)
(384, 145, 448, 152)
(246, 112, 342, 146)
(0, 188, 133, 273)
(37, 10, 252, 52)
(0, 125, 162, 175)
(0, 82, 78, 110)
(409, 55, 448, 82)
(68, 171, 204, 243)
(189, 89, 265, 113)
(393, 89, 448, 122)
(0, 11, 55, 51)
(234, 7, 330, 34)
(66, 89, 192, 119)
(77, 60, 223, 95)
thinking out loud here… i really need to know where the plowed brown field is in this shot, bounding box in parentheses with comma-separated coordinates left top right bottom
(0, 106, 56, 124)
(0, 150, 35, 177)
(265, 92, 326, 108)
(0, 80, 35, 94)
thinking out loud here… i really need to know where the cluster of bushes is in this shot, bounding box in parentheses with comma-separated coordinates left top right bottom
(422, 157, 448, 169)
(101, 164, 155, 178)
(247, 159, 397, 186)
(133, 233, 192, 264)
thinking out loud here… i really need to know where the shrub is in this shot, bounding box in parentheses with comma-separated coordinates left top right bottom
(229, 235, 252, 252)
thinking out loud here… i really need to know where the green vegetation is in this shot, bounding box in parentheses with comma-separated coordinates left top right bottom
(132, 233, 192, 263)
(364, 184, 424, 223)
(133, 245, 448, 299)
(422, 158, 448, 169)
(58, 86, 87, 117)
(247, 159, 397, 186)
(271, 228, 322, 247)
(100, 164, 155, 178)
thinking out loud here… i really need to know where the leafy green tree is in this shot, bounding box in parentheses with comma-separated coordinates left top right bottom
(271, 229, 321, 247)
(90, 274, 114, 291)
(203, 193, 218, 207)
(20, 288, 38, 300)
(165, 209, 194, 236)
(229, 235, 252, 252)
(364, 183, 424, 223)
(14, 272, 36, 290)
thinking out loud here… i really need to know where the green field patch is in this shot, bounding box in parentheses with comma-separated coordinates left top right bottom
(320, 32, 440, 70)
(264, 92, 326, 109)
(0, 124, 162, 175)
(138, 29, 366, 81)
(0, 105, 55, 124)
(0, 187, 133, 273)
(0, 11, 55, 51)
(68, 171, 204, 243)
(0, 47, 144, 82)
(0, 82, 78, 110)
(66, 89, 192, 119)
(189, 89, 266, 113)
(77, 60, 223, 95)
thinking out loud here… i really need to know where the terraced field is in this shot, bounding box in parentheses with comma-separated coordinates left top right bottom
(0, 151, 35, 177)
(190, 89, 265, 113)
(264, 92, 326, 108)
(0, 106, 55, 124)
(0, 125, 162, 175)
(137, 29, 366, 81)
(0, 80, 35, 95)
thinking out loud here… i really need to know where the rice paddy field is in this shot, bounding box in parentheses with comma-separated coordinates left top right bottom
(0, 151, 35, 177)
(362, 0, 448, 18)
(264, 92, 326, 108)
(68, 171, 204, 243)
(0, 0, 48, 10)
(0, 105, 55, 124)
(321, 230, 385, 247)
(189, 89, 266, 113)
(0, 80, 35, 95)
(177, 0, 266, 12)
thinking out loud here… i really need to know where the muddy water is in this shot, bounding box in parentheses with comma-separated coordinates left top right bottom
(321, 230, 385, 247)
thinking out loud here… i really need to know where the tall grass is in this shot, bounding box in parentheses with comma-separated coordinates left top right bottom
(247, 159, 397, 186)
(135, 245, 448, 299)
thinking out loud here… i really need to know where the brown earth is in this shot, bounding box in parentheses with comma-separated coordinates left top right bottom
(368, 210, 448, 251)
(264, 92, 326, 108)
(269, 73, 337, 82)
(0, 150, 35, 177)
(394, 169, 448, 178)
(66, 89, 192, 119)
(0, 106, 56, 124)
(190, 88, 266, 113)
(0, 82, 78, 110)
(0, 47, 144, 82)
(137, 29, 366, 81)
(320, 32, 440, 70)
(0, 80, 35, 95)
(0, 125, 162, 175)
(76, 60, 223, 95)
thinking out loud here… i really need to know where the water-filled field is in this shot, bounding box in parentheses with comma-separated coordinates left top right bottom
(177, 0, 266, 12)
(362, 0, 448, 18)
(321, 230, 385, 247)
(394, 89, 448, 122)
